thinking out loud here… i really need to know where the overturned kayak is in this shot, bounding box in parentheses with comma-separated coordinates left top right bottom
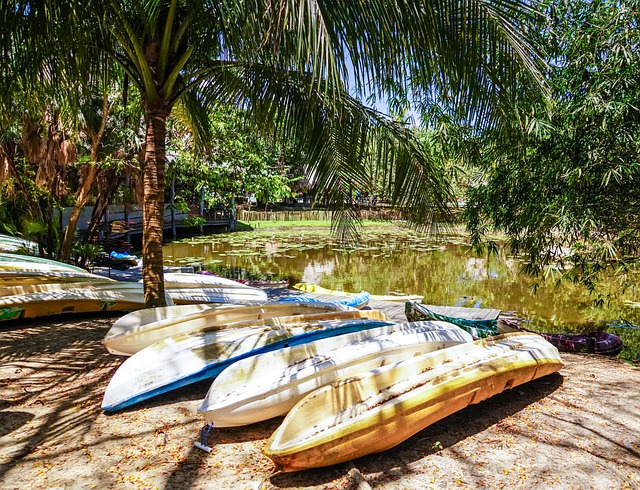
(407, 301, 624, 356)
(294, 283, 424, 303)
(264, 332, 563, 472)
(499, 318, 623, 356)
(0, 235, 38, 254)
(0, 282, 171, 322)
(101, 317, 394, 412)
(165, 286, 268, 304)
(104, 302, 361, 356)
(405, 301, 498, 339)
(277, 291, 370, 310)
(162, 272, 250, 289)
(0, 269, 114, 287)
(197, 320, 472, 427)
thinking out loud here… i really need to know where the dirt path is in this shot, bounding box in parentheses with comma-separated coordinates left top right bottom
(1, 313, 639, 490)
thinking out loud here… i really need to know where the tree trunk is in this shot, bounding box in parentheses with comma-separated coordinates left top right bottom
(60, 93, 111, 262)
(142, 106, 169, 307)
(60, 164, 99, 261)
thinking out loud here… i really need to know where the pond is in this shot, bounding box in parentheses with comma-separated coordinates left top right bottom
(163, 225, 640, 363)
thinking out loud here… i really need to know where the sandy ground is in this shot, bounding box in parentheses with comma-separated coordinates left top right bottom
(1, 311, 639, 490)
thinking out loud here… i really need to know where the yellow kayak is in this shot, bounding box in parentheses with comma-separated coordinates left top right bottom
(264, 332, 563, 472)
(293, 282, 424, 303)
(0, 282, 167, 322)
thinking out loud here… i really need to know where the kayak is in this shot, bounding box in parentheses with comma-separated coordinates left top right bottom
(197, 320, 473, 428)
(294, 283, 424, 303)
(264, 332, 563, 472)
(101, 317, 395, 412)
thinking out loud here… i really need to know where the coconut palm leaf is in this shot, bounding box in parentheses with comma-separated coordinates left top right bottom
(3, 0, 546, 306)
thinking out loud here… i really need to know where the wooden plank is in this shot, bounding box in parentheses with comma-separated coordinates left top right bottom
(423, 305, 501, 321)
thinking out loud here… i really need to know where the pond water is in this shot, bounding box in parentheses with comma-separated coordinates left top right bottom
(163, 226, 640, 362)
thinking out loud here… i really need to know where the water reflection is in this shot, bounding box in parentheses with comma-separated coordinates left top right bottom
(164, 228, 640, 361)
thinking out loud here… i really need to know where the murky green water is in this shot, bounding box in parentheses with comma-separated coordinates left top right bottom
(164, 226, 640, 362)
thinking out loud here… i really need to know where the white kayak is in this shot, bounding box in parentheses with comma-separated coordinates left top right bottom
(0, 252, 88, 272)
(264, 332, 564, 472)
(104, 301, 359, 356)
(101, 317, 395, 412)
(108, 301, 355, 332)
(0, 235, 38, 253)
(165, 286, 268, 304)
(197, 320, 473, 427)
(161, 272, 251, 289)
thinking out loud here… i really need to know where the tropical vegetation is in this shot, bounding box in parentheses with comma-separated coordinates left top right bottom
(2, 0, 544, 307)
(463, 0, 640, 301)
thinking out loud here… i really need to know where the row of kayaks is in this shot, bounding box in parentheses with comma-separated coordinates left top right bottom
(0, 252, 276, 321)
(0, 251, 384, 321)
(0, 246, 613, 471)
(99, 300, 565, 472)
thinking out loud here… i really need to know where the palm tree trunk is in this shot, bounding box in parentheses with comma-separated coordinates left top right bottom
(142, 106, 169, 307)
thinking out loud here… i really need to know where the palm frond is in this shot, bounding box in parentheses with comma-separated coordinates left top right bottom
(193, 63, 455, 240)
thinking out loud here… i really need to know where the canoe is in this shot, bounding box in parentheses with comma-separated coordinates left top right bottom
(0, 282, 172, 322)
(406, 301, 624, 356)
(0, 269, 114, 286)
(0, 280, 119, 297)
(165, 286, 268, 304)
(197, 320, 473, 428)
(104, 304, 376, 356)
(162, 272, 250, 289)
(101, 317, 395, 412)
(0, 252, 88, 272)
(499, 318, 623, 356)
(264, 332, 563, 472)
(277, 291, 370, 310)
(0, 235, 38, 254)
(148, 272, 269, 304)
(107, 301, 354, 333)
(405, 301, 498, 339)
(294, 282, 424, 303)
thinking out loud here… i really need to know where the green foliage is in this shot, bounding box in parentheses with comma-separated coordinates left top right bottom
(181, 216, 206, 228)
(167, 106, 296, 208)
(464, 0, 640, 299)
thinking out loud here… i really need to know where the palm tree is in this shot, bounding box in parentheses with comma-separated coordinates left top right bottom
(3, 0, 545, 307)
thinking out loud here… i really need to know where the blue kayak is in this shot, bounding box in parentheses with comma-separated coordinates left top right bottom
(278, 291, 370, 310)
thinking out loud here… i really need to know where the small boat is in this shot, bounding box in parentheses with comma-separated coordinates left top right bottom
(163, 272, 251, 289)
(0, 234, 38, 253)
(277, 291, 370, 309)
(244, 279, 289, 288)
(101, 317, 394, 412)
(264, 332, 563, 472)
(499, 318, 623, 356)
(294, 283, 424, 303)
(104, 302, 363, 356)
(148, 272, 269, 304)
(197, 320, 473, 428)
(164, 286, 268, 304)
(0, 280, 117, 298)
(406, 301, 624, 356)
(0, 270, 114, 286)
(0, 252, 88, 273)
(0, 282, 171, 322)
(405, 301, 497, 338)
